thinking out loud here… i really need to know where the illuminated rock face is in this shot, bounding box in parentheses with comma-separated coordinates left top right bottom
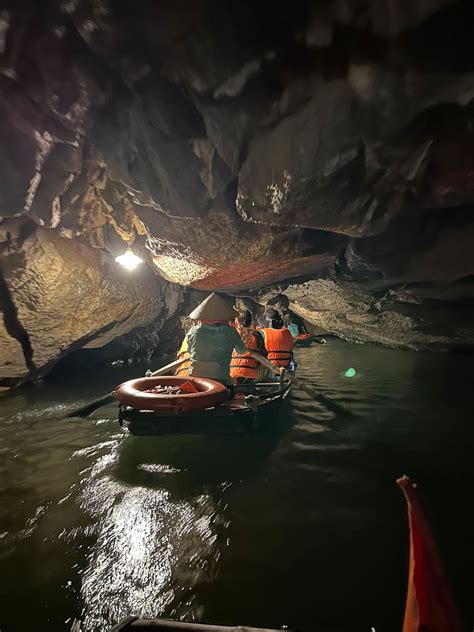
(0, 229, 182, 385)
(1, 0, 474, 376)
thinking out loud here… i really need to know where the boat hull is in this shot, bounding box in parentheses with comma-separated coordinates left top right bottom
(118, 380, 291, 436)
(111, 616, 294, 632)
(294, 336, 314, 347)
(294, 334, 328, 347)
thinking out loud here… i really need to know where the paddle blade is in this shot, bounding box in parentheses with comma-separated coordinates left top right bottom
(397, 475, 466, 632)
(66, 393, 114, 418)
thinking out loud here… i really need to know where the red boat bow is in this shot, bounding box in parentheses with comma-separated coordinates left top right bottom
(397, 475, 466, 632)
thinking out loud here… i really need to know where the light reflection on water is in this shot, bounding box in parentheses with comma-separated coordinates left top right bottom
(0, 342, 474, 631)
(79, 480, 218, 630)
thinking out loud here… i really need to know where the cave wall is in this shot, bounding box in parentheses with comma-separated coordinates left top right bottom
(259, 277, 474, 350)
(0, 227, 183, 385)
(1, 0, 474, 363)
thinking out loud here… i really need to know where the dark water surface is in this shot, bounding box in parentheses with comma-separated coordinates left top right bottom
(1, 341, 473, 632)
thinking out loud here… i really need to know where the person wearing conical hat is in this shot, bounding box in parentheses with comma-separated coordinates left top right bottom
(177, 293, 246, 385)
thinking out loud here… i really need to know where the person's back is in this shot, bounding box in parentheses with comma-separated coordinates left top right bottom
(261, 313, 294, 369)
(176, 293, 246, 385)
(287, 320, 300, 338)
(187, 322, 245, 383)
(280, 307, 307, 334)
(230, 309, 264, 382)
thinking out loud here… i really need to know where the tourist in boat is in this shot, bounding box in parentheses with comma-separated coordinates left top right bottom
(179, 293, 246, 385)
(260, 311, 294, 370)
(230, 309, 265, 383)
(256, 307, 279, 329)
(267, 294, 328, 344)
(233, 297, 259, 326)
(287, 317, 300, 338)
(267, 294, 308, 334)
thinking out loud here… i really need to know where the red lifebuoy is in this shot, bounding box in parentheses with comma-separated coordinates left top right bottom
(113, 376, 230, 412)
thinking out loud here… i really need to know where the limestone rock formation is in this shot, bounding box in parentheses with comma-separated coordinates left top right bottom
(50, 287, 207, 372)
(0, 227, 182, 385)
(0, 0, 474, 366)
(259, 280, 474, 350)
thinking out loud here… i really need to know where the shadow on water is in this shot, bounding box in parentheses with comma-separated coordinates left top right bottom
(114, 414, 291, 496)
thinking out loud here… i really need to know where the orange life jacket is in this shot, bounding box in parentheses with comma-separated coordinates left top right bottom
(175, 338, 191, 377)
(176, 353, 191, 376)
(230, 331, 260, 379)
(262, 327, 294, 368)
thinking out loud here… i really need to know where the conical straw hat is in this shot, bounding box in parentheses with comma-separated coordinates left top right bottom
(188, 293, 236, 321)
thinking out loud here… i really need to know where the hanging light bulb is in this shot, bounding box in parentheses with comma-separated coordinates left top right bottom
(114, 247, 143, 270)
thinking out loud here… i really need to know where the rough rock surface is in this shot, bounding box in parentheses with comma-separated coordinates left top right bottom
(0, 0, 474, 360)
(0, 327, 27, 378)
(0, 227, 182, 385)
(259, 280, 474, 350)
(50, 287, 207, 372)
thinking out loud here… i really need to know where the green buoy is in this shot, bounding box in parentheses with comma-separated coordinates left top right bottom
(344, 367, 356, 378)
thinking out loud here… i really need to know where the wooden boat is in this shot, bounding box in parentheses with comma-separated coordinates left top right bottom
(117, 376, 292, 437)
(293, 333, 328, 347)
(110, 617, 294, 631)
(293, 333, 315, 347)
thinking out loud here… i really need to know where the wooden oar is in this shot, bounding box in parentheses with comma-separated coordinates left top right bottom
(248, 352, 353, 417)
(65, 357, 186, 418)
